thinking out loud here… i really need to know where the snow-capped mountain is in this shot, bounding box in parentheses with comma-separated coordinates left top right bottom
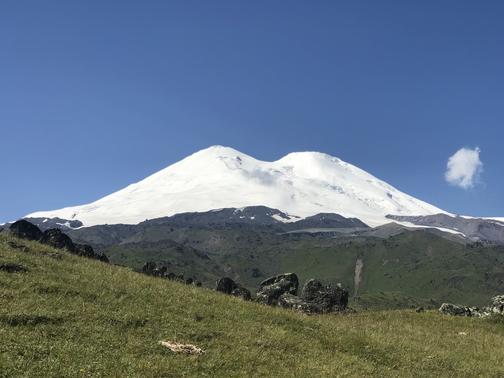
(27, 145, 448, 227)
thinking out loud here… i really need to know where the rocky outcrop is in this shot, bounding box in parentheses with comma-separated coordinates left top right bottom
(74, 243, 109, 263)
(255, 273, 349, 314)
(215, 277, 251, 300)
(141, 261, 198, 285)
(439, 295, 504, 318)
(278, 293, 316, 313)
(9, 220, 43, 241)
(40, 229, 76, 251)
(216, 277, 237, 294)
(301, 279, 349, 313)
(485, 295, 504, 315)
(8, 220, 108, 263)
(256, 273, 299, 305)
(439, 303, 481, 317)
(230, 286, 251, 301)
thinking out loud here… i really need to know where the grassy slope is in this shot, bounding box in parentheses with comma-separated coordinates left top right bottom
(1, 234, 504, 377)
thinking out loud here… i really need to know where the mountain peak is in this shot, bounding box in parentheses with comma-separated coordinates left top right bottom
(27, 146, 447, 227)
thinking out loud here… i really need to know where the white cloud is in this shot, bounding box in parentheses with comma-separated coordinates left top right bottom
(445, 147, 483, 189)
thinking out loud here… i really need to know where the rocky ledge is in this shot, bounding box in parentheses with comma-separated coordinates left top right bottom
(215, 273, 349, 315)
(7, 220, 109, 262)
(439, 295, 504, 318)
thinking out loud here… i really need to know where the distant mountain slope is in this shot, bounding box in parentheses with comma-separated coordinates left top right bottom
(388, 214, 504, 244)
(27, 145, 446, 227)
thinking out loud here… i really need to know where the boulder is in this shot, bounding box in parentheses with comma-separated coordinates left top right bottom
(256, 273, 299, 305)
(0, 263, 28, 273)
(216, 277, 250, 300)
(438, 303, 481, 317)
(485, 295, 504, 315)
(231, 286, 251, 301)
(278, 293, 316, 313)
(40, 229, 75, 251)
(216, 277, 238, 294)
(142, 261, 158, 276)
(301, 279, 349, 313)
(74, 243, 109, 262)
(9, 220, 42, 241)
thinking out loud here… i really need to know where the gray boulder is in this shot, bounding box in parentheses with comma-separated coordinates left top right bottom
(278, 293, 316, 313)
(256, 273, 299, 305)
(485, 295, 504, 315)
(301, 279, 349, 313)
(438, 303, 481, 317)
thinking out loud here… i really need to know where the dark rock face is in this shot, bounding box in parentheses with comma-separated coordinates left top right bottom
(255, 273, 349, 314)
(438, 303, 481, 317)
(8, 220, 108, 263)
(74, 243, 109, 262)
(0, 263, 28, 273)
(216, 277, 238, 294)
(215, 277, 251, 300)
(9, 220, 43, 241)
(301, 279, 349, 313)
(40, 229, 75, 251)
(142, 261, 157, 276)
(256, 273, 299, 305)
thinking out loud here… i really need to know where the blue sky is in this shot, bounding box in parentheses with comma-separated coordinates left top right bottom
(1, 1, 503, 223)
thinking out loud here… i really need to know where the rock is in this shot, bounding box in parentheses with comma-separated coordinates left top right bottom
(485, 295, 504, 315)
(142, 261, 158, 276)
(278, 293, 316, 313)
(7, 241, 30, 252)
(73, 243, 109, 262)
(185, 278, 194, 285)
(438, 303, 481, 317)
(216, 277, 238, 294)
(9, 220, 42, 241)
(40, 229, 75, 251)
(301, 279, 348, 313)
(0, 263, 28, 273)
(195, 281, 202, 287)
(231, 286, 251, 301)
(256, 273, 299, 305)
(216, 277, 250, 300)
(415, 306, 425, 313)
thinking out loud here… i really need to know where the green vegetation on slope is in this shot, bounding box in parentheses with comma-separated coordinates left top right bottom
(1, 234, 504, 377)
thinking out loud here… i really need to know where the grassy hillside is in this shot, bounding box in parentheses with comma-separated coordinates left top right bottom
(1, 234, 504, 377)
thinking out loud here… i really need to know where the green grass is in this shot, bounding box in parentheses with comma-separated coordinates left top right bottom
(1, 234, 504, 377)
